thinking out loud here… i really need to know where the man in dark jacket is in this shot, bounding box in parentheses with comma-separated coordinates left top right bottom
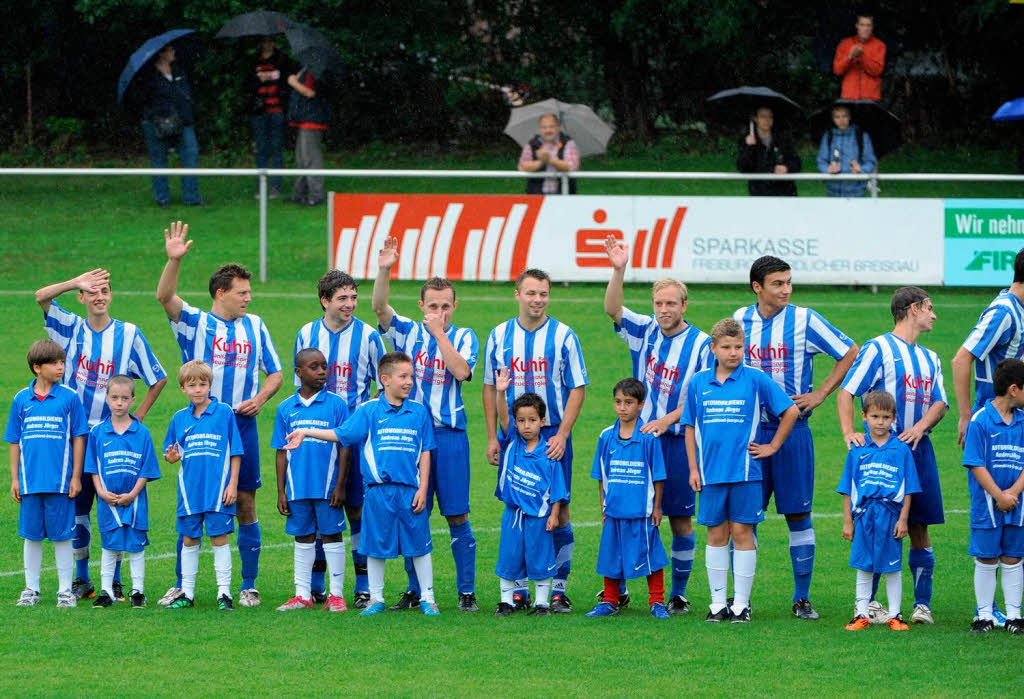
(141, 44, 203, 207)
(287, 66, 329, 207)
(247, 37, 291, 198)
(736, 107, 801, 197)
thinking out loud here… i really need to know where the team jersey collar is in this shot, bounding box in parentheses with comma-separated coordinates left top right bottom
(710, 363, 746, 386)
(514, 316, 550, 334)
(521, 434, 548, 455)
(27, 379, 57, 400)
(997, 288, 1024, 310)
(860, 422, 899, 449)
(983, 399, 1024, 427)
(295, 386, 329, 406)
(207, 309, 246, 324)
(887, 331, 917, 349)
(753, 302, 791, 322)
(381, 396, 413, 414)
(614, 419, 643, 444)
(97, 415, 141, 435)
(656, 320, 691, 340)
(187, 395, 221, 416)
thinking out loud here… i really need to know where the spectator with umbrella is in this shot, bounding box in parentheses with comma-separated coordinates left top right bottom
(118, 29, 203, 207)
(815, 102, 879, 198)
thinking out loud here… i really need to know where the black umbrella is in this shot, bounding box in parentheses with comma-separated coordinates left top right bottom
(706, 86, 803, 126)
(215, 11, 296, 39)
(283, 22, 343, 81)
(811, 99, 902, 158)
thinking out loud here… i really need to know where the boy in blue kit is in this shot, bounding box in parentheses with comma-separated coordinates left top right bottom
(491, 370, 566, 616)
(271, 349, 351, 613)
(586, 378, 669, 619)
(162, 361, 243, 611)
(837, 390, 919, 632)
(682, 319, 799, 623)
(84, 375, 161, 609)
(283, 351, 439, 616)
(962, 358, 1024, 634)
(7, 340, 89, 608)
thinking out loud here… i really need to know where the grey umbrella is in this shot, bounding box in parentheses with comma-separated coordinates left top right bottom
(283, 22, 343, 81)
(215, 11, 296, 38)
(504, 98, 614, 157)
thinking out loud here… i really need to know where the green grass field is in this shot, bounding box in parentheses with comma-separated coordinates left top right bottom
(0, 153, 1021, 696)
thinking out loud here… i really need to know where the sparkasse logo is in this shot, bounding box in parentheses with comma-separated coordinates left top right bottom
(574, 207, 687, 268)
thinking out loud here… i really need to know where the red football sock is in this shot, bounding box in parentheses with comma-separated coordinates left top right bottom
(603, 577, 620, 604)
(647, 569, 665, 606)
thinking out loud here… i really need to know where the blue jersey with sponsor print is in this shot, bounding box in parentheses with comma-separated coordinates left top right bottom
(271, 388, 350, 501)
(615, 308, 711, 436)
(4, 382, 89, 495)
(961, 290, 1024, 408)
(383, 313, 478, 430)
(484, 317, 588, 427)
(495, 428, 567, 517)
(294, 317, 385, 410)
(681, 364, 794, 485)
(45, 302, 166, 427)
(963, 401, 1024, 528)
(837, 429, 920, 515)
(733, 303, 853, 425)
(170, 302, 282, 410)
(591, 420, 666, 519)
(332, 397, 435, 487)
(84, 417, 161, 532)
(163, 398, 244, 516)
(841, 333, 947, 434)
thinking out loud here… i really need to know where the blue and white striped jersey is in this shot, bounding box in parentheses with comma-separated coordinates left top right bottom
(615, 308, 711, 435)
(841, 333, 948, 434)
(45, 302, 166, 427)
(733, 303, 854, 424)
(294, 317, 385, 411)
(170, 301, 282, 410)
(961, 290, 1024, 409)
(483, 317, 589, 427)
(382, 313, 478, 430)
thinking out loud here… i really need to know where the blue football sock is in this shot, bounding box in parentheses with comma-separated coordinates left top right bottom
(909, 547, 935, 607)
(404, 557, 421, 595)
(787, 517, 815, 603)
(73, 515, 91, 581)
(310, 538, 327, 595)
(349, 517, 368, 594)
(670, 534, 696, 598)
(237, 521, 261, 590)
(174, 534, 184, 588)
(113, 558, 122, 586)
(552, 524, 574, 594)
(619, 579, 627, 595)
(450, 521, 476, 595)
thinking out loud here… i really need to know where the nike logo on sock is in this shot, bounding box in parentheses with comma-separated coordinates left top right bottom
(796, 556, 813, 563)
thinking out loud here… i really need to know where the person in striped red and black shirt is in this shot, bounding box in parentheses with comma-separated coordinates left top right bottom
(246, 37, 293, 199)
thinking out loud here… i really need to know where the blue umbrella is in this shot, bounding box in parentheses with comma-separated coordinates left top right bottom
(993, 98, 1024, 122)
(117, 29, 197, 103)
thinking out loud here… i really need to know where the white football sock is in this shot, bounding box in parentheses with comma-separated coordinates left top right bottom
(885, 571, 902, 618)
(213, 544, 232, 598)
(23, 540, 42, 592)
(367, 557, 386, 604)
(54, 540, 73, 594)
(975, 560, 998, 620)
(181, 544, 200, 600)
(499, 578, 516, 605)
(705, 545, 729, 613)
(855, 569, 872, 617)
(534, 578, 552, 607)
(1001, 560, 1023, 620)
(101, 549, 122, 598)
(128, 551, 145, 594)
(732, 548, 757, 615)
(294, 541, 315, 599)
(323, 541, 346, 598)
(412, 554, 435, 604)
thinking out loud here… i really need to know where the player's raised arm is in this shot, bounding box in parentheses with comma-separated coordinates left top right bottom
(494, 368, 511, 435)
(156, 221, 192, 322)
(603, 236, 628, 324)
(371, 237, 398, 331)
(34, 269, 110, 313)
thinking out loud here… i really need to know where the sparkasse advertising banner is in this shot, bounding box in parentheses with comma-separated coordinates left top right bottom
(329, 194, 945, 285)
(944, 199, 1024, 286)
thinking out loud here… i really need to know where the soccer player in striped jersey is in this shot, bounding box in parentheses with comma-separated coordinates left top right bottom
(35, 268, 168, 601)
(157, 221, 284, 608)
(483, 268, 588, 612)
(294, 270, 385, 608)
(839, 286, 948, 625)
(732, 256, 857, 620)
(603, 237, 710, 614)
(372, 237, 480, 612)
(952, 248, 1024, 445)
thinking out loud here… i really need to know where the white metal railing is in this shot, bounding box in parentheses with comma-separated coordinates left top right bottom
(4, 167, 1023, 282)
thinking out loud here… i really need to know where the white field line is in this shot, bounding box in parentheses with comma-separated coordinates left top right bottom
(0, 289, 991, 310)
(0, 509, 969, 577)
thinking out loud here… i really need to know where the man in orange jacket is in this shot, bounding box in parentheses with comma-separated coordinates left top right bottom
(833, 14, 886, 102)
